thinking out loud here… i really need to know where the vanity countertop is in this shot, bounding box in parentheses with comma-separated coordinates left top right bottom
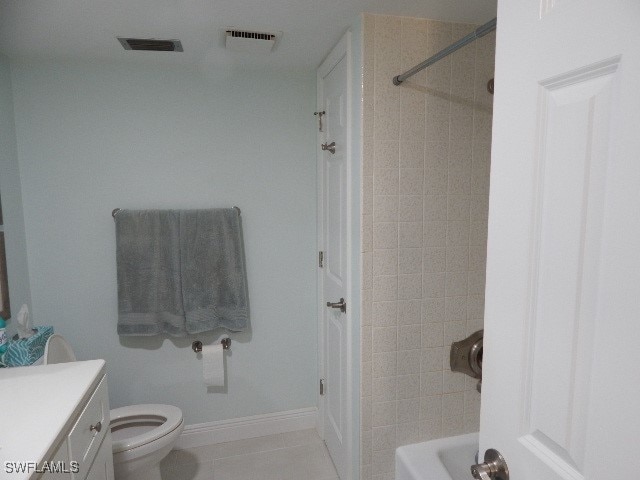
(0, 359, 106, 479)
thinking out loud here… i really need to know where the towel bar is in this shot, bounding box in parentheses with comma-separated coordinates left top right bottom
(192, 338, 231, 353)
(112, 207, 241, 219)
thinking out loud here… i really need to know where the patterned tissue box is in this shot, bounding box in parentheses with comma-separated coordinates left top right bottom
(0, 326, 54, 367)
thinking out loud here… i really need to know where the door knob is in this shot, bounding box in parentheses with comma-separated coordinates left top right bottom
(471, 449, 509, 480)
(326, 298, 346, 313)
(321, 142, 336, 154)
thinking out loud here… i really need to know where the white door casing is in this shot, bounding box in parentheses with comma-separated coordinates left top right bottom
(317, 32, 353, 480)
(482, 1, 640, 479)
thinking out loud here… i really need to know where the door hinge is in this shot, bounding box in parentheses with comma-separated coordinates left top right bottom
(319, 251, 324, 268)
(320, 378, 325, 395)
(314, 110, 325, 132)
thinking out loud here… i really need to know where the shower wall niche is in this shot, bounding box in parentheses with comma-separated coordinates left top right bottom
(359, 13, 495, 480)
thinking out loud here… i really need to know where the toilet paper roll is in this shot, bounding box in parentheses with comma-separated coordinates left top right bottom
(202, 344, 225, 386)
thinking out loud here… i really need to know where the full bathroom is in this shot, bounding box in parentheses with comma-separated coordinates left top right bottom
(0, 1, 637, 480)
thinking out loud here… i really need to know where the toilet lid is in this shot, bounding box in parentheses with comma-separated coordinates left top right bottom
(110, 404, 183, 453)
(43, 334, 77, 364)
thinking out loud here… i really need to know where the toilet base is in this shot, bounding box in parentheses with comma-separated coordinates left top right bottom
(112, 421, 182, 480)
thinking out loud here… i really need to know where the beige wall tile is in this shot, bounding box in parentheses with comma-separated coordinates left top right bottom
(397, 374, 420, 399)
(374, 139, 400, 169)
(424, 195, 448, 221)
(445, 272, 468, 297)
(422, 298, 445, 323)
(373, 351, 397, 378)
(373, 275, 398, 301)
(372, 425, 397, 452)
(423, 247, 446, 273)
(422, 322, 444, 348)
(361, 14, 494, 479)
(398, 273, 423, 300)
(398, 248, 422, 274)
(421, 371, 443, 396)
(371, 448, 395, 474)
(373, 222, 398, 249)
(400, 90, 426, 117)
(443, 371, 466, 394)
(398, 222, 423, 248)
(398, 300, 422, 325)
(445, 296, 468, 322)
(374, 168, 399, 195)
(423, 272, 445, 298)
(398, 324, 422, 350)
(399, 141, 425, 169)
(398, 195, 423, 222)
(374, 195, 399, 223)
(373, 326, 398, 353)
(373, 401, 398, 427)
(373, 301, 398, 326)
(363, 252, 373, 290)
(397, 348, 421, 375)
(421, 347, 443, 372)
(423, 220, 446, 247)
(399, 168, 424, 195)
(397, 421, 421, 447)
(374, 249, 398, 276)
(373, 376, 398, 403)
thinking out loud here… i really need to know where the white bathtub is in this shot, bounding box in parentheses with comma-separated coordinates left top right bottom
(395, 433, 479, 480)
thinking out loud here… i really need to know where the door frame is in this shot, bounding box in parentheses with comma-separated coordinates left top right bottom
(316, 31, 355, 480)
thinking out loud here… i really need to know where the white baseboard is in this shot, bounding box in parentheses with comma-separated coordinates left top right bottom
(175, 407, 318, 450)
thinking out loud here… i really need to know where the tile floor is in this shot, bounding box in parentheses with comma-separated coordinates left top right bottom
(160, 428, 339, 480)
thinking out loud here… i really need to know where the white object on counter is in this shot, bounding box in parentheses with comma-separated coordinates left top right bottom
(16, 304, 34, 339)
(0, 360, 107, 480)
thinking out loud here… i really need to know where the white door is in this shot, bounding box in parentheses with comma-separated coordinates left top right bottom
(317, 33, 351, 480)
(481, 0, 640, 478)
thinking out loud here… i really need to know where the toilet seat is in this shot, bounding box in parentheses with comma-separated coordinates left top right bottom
(110, 404, 183, 454)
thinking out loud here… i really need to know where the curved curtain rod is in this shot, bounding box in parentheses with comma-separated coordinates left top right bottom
(392, 17, 497, 86)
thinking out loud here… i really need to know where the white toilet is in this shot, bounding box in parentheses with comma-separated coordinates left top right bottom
(43, 334, 184, 480)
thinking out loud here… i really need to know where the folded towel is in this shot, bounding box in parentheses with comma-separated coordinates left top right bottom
(116, 210, 186, 336)
(180, 209, 249, 333)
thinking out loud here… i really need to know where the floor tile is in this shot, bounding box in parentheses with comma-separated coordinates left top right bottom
(281, 428, 325, 448)
(214, 441, 337, 480)
(162, 460, 215, 480)
(211, 433, 286, 460)
(161, 429, 338, 480)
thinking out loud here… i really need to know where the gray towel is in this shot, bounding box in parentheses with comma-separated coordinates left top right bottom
(115, 208, 249, 336)
(180, 209, 249, 333)
(116, 210, 186, 336)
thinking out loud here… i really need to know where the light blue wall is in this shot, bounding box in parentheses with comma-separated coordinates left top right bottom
(10, 60, 317, 424)
(0, 55, 31, 331)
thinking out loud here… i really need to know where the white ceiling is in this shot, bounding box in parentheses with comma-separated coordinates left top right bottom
(0, 0, 497, 71)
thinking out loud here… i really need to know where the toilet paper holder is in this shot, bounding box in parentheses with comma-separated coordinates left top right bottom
(192, 338, 231, 353)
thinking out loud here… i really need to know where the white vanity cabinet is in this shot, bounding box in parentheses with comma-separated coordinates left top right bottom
(42, 374, 114, 480)
(0, 360, 114, 480)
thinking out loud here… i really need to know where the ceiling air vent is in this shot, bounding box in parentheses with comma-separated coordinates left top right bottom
(117, 37, 183, 52)
(225, 29, 279, 54)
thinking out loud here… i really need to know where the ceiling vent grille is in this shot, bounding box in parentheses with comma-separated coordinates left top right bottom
(225, 29, 279, 54)
(117, 38, 183, 52)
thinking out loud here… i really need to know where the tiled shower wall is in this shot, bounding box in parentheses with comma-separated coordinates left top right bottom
(359, 14, 495, 480)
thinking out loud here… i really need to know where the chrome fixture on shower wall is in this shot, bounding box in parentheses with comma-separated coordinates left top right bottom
(450, 330, 483, 392)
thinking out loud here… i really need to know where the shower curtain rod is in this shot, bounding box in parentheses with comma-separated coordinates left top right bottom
(392, 17, 497, 86)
